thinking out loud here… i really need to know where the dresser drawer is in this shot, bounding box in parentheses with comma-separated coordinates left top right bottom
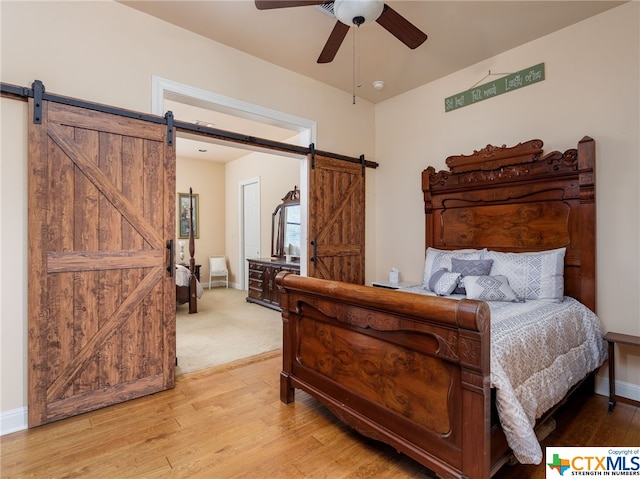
(249, 269, 263, 280)
(248, 283, 263, 300)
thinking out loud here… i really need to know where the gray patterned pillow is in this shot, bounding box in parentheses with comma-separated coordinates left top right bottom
(427, 269, 461, 296)
(422, 248, 483, 291)
(428, 268, 446, 291)
(451, 258, 494, 294)
(462, 275, 518, 302)
(481, 248, 565, 301)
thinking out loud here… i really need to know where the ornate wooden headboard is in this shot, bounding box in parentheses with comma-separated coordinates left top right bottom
(422, 136, 596, 310)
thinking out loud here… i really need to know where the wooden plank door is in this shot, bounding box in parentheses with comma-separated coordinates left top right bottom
(28, 99, 176, 427)
(308, 154, 365, 284)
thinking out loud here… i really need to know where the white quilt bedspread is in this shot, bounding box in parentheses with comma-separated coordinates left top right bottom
(488, 298, 606, 463)
(175, 264, 204, 298)
(397, 287, 606, 464)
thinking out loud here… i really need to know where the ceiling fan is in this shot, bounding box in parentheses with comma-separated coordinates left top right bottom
(255, 0, 428, 63)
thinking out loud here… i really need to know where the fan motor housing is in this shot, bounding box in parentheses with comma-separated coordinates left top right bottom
(333, 0, 384, 26)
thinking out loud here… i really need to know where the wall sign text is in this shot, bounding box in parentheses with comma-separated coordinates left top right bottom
(445, 63, 545, 112)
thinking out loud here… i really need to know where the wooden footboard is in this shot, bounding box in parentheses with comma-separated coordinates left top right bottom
(276, 272, 494, 479)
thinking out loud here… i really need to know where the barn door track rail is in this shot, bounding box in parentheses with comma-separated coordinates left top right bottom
(1, 80, 377, 169)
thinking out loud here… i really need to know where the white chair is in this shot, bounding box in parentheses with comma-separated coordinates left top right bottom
(208, 255, 228, 289)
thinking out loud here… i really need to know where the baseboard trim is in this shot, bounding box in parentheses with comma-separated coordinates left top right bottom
(0, 407, 27, 436)
(595, 376, 640, 403)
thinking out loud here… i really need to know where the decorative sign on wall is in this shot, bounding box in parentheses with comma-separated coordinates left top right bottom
(445, 63, 545, 112)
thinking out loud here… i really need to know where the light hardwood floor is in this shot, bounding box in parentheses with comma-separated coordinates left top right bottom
(2, 351, 638, 479)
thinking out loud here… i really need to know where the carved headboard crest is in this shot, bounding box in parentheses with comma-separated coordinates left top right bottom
(427, 140, 580, 189)
(445, 139, 544, 173)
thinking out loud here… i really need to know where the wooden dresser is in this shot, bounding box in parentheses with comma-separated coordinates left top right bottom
(246, 258, 300, 310)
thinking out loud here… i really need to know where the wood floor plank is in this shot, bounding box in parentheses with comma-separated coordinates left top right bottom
(552, 388, 606, 446)
(1, 352, 637, 479)
(596, 402, 638, 446)
(627, 406, 640, 446)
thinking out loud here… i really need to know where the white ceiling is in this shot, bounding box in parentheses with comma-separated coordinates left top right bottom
(122, 1, 624, 162)
(122, 0, 623, 104)
(166, 99, 301, 163)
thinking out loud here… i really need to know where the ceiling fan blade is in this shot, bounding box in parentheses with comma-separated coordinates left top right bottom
(317, 20, 350, 63)
(254, 0, 329, 10)
(376, 4, 427, 49)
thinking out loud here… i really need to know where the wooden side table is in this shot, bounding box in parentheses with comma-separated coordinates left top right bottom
(604, 331, 640, 413)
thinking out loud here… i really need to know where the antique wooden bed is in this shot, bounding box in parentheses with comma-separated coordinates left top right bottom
(176, 188, 198, 314)
(275, 136, 602, 479)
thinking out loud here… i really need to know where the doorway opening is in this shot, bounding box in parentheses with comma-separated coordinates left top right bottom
(152, 76, 314, 287)
(152, 77, 314, 375)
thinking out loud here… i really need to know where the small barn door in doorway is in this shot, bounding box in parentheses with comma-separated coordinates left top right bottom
(28, 99, 176, 427)
(308, 154, 365, 284)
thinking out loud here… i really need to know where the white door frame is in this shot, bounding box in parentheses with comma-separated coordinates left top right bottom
(151, 77, 314, 281)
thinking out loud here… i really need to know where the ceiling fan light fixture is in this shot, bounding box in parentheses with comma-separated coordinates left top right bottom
(333, 0, 384, 27)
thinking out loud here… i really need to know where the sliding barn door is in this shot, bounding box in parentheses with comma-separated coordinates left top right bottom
(308, 154, 365, 284)
(28, 99, 176, 427)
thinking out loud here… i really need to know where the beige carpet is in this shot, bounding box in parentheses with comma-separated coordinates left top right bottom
(175, 287, 282, 375)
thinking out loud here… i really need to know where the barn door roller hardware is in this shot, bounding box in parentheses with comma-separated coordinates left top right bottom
(2, 80, 173, 144)
(165, 111, 174, 147)
(310, 143, 316, 169)
(32, 80, 44, 124)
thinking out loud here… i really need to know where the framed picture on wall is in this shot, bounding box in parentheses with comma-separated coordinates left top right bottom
(178, 192, 199, 239)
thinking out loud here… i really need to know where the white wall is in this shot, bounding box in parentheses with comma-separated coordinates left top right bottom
(0, 95, 29, 434)
(374, 3, 640, 390)
(0, 0, 375, 433)
(176, 157, 226, 282)
(225, 150, 301, 287)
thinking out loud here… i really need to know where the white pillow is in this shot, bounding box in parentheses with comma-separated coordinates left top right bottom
(481, 248, 565, 301)
(422, 247, 483, 291)
(462, 275, 518, 302)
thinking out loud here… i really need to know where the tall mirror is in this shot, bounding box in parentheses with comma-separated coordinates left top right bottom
(272, 186, 300, 260)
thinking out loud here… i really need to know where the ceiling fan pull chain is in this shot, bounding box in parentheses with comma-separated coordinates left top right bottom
(356, 26, 362, 89)
(352, 26, 356, 104)
(352, 24, 363, 105)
